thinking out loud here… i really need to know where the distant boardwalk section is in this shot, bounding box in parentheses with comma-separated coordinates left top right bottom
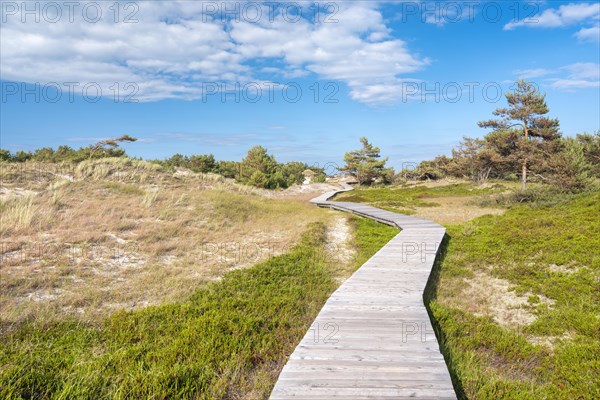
(270, 183, 456, 399)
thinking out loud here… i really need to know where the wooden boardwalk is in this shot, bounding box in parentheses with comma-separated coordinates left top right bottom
(270, 184, 456, 399)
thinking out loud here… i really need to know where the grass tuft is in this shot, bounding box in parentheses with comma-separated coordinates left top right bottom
(0, 195, 37, 235)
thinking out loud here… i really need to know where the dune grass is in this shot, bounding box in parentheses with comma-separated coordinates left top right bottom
(0, 195, 37, 234)
(0, 210, 397, 399)
(0, 161, 331, 324)
(0, 223, 335, 399)
(335, 182, 504, 208)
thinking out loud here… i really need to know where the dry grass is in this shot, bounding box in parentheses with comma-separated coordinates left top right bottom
(406, 180, 508, 224)
(0, 160, 333, 325)
(336, 180, 508, 225)
(403, 177, 465, 188)
(0, 195, 37, 234)
(445, 269, 555, 328)
(271, 182, 347, 202)
(411, 195, 505, 225)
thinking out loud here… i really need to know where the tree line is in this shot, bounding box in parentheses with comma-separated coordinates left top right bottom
(155, 146, 326, 189)
(3, 80, 598, 192)
(0, 135, 137, 163)
(1, 139, 325, 190)
(340, 80, 599, 192)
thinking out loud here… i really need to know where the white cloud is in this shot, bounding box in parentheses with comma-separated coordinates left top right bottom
(550, 63, 600, 90)
(550, 79, 599, 89)
(424, 13, 447, 27)
(513, 62, 599, 90)
(513, 68, 554, 79)
(229, 3, 426, 104)
(0, 1, 426, 105)
(575, 24, 600, 42)
(1, 2, 248, 101)
(504, 2, 599, 30)
(562, 62, 600, 80)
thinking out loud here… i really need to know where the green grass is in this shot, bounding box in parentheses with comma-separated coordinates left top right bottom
(0, 216, 396, 399)
(349, 215, 398, 268)
(335, 183, 505, 212)
(0, 223, 334, 399)
(430, 190, 598, 399)
(103, 181, 145, 196)
(340, 183, 599, 398)
(346, 190, 596, 398)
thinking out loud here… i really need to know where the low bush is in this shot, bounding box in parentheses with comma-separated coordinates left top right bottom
(474, 186, 584, 208)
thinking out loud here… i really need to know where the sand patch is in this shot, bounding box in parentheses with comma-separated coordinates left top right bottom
(456, 270, 554, 327)
(528, 332, 574, 349)
(0, 186, 38, 200)
(266, 182, 345, 201)
(547, 263, 580, 274)
(324, 214, 356, 281)
(326, 215, 355, 264)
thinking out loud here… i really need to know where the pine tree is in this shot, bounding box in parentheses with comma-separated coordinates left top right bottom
(339, 137, 392, 185)
(239, 146, 277, 183)
(89, 135, 137, 159)
(478, 80, 560, 190)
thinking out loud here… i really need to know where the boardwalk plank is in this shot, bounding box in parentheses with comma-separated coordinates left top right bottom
(270, 184, 456, 399)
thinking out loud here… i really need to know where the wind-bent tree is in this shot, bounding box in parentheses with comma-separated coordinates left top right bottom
(339, 137, 392, 185)
(89, 135, 137, 159)
(478, 80, 560, 190)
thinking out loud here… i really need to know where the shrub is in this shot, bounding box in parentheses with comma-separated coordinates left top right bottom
(545, 137, 594, 192)
(0, 149, 12, 161)
(248, 170, 268, 188)
(475, 186, 579, 208)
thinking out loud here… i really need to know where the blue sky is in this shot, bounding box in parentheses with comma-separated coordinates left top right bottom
(1, 1, 599, 170)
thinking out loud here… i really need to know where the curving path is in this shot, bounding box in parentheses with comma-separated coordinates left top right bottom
(270, 183, 456, 399)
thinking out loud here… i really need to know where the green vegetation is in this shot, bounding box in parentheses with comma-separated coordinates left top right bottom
(88, 135, 138, 159)
(478, 79, 560, 190)
(1, 143, 326, 190)
(159, 153, 218, 173)
(431, 191, 600, 399)
(402, 81, 599, 193)
(236, 146, 320, 189)
(349, 215, 398, 267)
(0, 224, 333, 399)
(0, 144, 129, 163)
(337, 182, 600, 399)
(0, 213, 396, 399)
(339, 137, 393, 185)
(336, 182, 505, 213)
(410, 131, 599, 191)
(474, 185, 587, 208)
(153, 145, 326, 189)
(0, 136, 137, 163)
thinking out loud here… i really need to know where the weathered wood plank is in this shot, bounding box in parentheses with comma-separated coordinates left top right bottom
(270, 184, 456, 399)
